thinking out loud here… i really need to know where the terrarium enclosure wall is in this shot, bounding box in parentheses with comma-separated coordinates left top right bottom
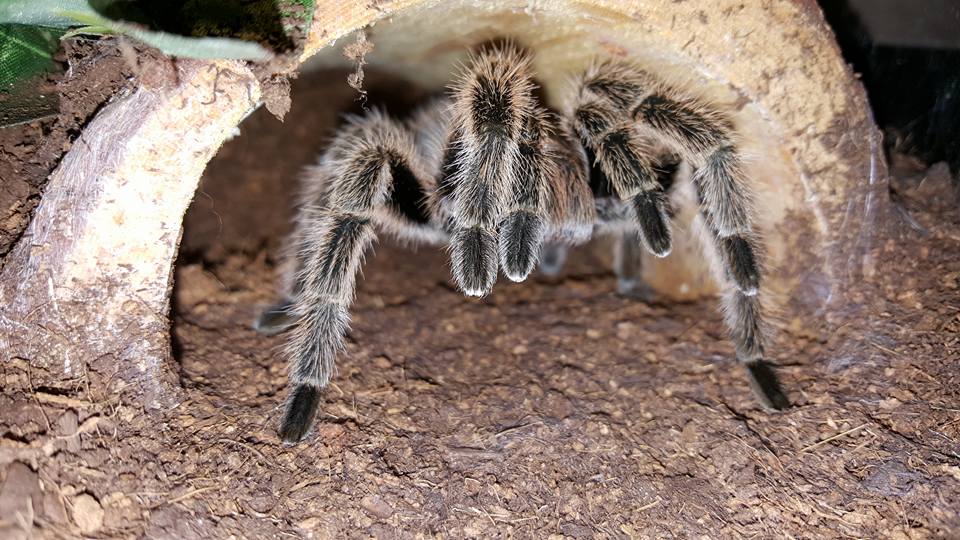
(2, 1, 958, 538)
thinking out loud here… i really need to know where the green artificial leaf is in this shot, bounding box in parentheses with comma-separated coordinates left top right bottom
(0, 24, 62, 88)
(109, 20, 273, 60)
(59, 10, 273, 60)
(0, 0, 91, 28)
(0, 1, 273, 61)
(0, 0, 134, 28)
(0, 0, 281, 126)
(0, 24, 62, 126)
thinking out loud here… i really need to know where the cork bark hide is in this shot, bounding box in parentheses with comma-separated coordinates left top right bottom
(0, 0, 885, 406)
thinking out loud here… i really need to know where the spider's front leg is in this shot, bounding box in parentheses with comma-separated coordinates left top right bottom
(499, 108, 555, 281)
(445, 45, 537, 295)
(570, 93, 673, 258)
(279, 112, 431, 443)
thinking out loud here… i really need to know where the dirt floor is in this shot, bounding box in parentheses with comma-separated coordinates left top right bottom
(2, 68, 960, 539)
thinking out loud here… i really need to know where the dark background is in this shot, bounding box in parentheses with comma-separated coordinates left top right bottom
(819, 0, 960, 177)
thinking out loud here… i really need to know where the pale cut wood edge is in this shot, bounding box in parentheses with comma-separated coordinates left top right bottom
(0, 61, 261, 407)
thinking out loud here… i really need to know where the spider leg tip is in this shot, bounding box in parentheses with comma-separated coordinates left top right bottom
(279, 384, 322, 443)
(279, 423, 311, 444)
(745, 361, 790, 411)
(504, 269, 533, 283)
(462, 287, 490, 297)
(451, 226, 499, 297)
(641, 236, 672, 258)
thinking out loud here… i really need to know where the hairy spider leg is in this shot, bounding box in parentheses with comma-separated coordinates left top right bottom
(571, 99, 673, 258)
(445, 44, 537, 296)
(498, 108, 557, 281)
(279, 111, 436, 442)
(582, 60, 787, 409)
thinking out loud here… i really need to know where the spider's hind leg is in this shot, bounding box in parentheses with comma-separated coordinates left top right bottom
(578, 60, 787, 408)
(723, 288, 789, 410)
(630, 84, 788, 409)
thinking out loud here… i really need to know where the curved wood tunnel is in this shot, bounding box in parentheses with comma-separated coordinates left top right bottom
(1, 0, 885, 420)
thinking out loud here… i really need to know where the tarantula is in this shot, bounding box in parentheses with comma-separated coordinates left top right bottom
(255, 44, 789, 443)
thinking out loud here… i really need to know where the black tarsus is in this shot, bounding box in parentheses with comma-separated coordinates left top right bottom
(745, 361, 789, 410)
(500, 211, 542, 279)
(631, 191, 672, 256)
(280, 384, 322, 443)
(452, 226, 498, 294)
